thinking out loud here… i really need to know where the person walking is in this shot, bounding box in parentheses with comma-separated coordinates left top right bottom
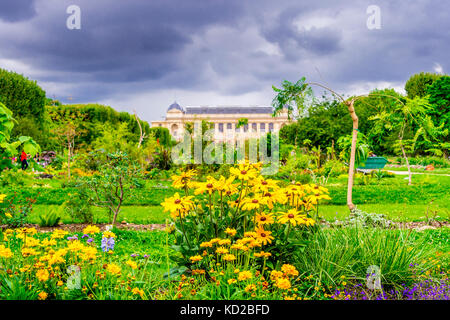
(20, 150, 28, 170)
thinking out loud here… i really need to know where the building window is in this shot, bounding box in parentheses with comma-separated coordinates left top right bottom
(219, 123, 224, 132)
(235, 125, 240, 133)
(227, 123, 232, 130)
(260, 123, 266, 132)
(244, 124, 248, 132)
(269, 123, 274, 132)
(252, 123, 257, 132)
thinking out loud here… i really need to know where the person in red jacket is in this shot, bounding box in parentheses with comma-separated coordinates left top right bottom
(20, 150, 28, 170)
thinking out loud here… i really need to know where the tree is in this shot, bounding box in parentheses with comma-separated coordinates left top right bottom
(405, 72, 442, 99)
(426, 75, 450, 127)
(53, 121, 84, 179)
(0, 102, 40, 170)
(272, 78, 401, 211)
(0, 69, 46, 124)
(82, 152, 141, 225)
(370, 96, 434, 185)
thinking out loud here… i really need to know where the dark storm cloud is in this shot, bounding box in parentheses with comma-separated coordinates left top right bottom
(0, 0, 37, 22)
(0, 0, 448, 118)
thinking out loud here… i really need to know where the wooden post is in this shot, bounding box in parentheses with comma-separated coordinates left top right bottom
(346, 99, 358, 211)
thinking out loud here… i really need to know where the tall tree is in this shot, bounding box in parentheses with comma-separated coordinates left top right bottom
(404, 72, 442, 99)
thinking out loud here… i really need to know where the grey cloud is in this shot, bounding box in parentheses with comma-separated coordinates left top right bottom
(0, 0, 36, 22)
(0, 0, 448, 119)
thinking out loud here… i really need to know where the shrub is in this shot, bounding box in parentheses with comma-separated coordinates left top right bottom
(162, 163, 328, 276)
(0, 170, 33, 187)
(0, 68, 46, 124)
(0, 193, 36, 227)
(37, 207, 62, 227)
(62, 189, 94, 224)
(294, 226, 432, 291)
(340, 208, 394, 229)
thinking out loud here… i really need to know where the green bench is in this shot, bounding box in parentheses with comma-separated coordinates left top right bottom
(357, 157, 388, 170)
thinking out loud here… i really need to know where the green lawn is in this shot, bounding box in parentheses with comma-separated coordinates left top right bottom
(8, 172, 450, 225)
(29, 202, 449, 225)
(30, 204, 168, 225)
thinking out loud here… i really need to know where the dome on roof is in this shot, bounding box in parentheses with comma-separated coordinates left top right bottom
(167, 102, 184, 112)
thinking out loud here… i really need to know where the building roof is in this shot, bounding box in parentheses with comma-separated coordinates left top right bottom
(184, 106, 274, 115)
(167, 102, 184, 112)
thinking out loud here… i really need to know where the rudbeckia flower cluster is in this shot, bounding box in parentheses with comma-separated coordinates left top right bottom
(163, 162, 332, 299)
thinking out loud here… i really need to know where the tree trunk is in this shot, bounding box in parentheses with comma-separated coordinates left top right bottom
(346, 99, 358, 212)
(67, 141, 71, 179)
(399, 140, 412, 185)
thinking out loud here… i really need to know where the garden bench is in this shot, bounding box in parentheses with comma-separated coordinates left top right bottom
(357, 157, 388, 173)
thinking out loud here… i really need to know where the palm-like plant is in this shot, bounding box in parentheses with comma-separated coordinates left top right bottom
(370, 96, 434, 185)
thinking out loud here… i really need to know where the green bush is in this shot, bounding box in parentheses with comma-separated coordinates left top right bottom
(37, 207, 62, 227)
(62, 189, 94, 223)
(294, 226, 432, 290)
(0, 68, 46, 124)
(0, 170, 33, 187)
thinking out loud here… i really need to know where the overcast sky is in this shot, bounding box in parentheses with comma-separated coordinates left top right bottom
(0, 0, 448, 123)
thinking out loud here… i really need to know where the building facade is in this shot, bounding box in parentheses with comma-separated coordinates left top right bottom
(151, 102, 291, 141)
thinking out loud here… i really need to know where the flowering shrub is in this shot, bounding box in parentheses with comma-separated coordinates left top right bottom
(161, 162, 332, 298)
(0, 226, 157, 300)
(0, 193, 37, 228)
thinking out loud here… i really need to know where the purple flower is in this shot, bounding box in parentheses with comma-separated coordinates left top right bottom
(87, 238, 94, 243)
(101, 236, 115, 252)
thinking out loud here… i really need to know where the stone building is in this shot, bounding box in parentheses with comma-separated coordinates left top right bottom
(151, 102, 291, 141)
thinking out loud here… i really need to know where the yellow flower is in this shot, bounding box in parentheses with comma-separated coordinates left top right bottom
(200, 241, 213, 248)
(38, 291, 48, 300)
(281, 264, 299, 277)
(189, 255, 203, 262)
(36, 269, 50, 282)
(106, 263, 122, 275)
(194, 176, 220, 195)
(21, 247, 38, 257)
(227, 279, 237, 284)
(57, 281, 64, 287)
(0, 194, 7, 203)
(255, 212, 275, 225)
(229, 164, 258, 181)
(171, 169, 197, 189)
(132, 287, 145, 297)
(4, 212, 12, 218)
(102, 231, 116, 238)
(278, 209, 315, 227)
(241, 196, 263, 211)
(161, 193, 194, 218)
(223, 254, 236, 262)
(218, 239, 231, 246)
(83, 225, 100, 235)
(0, 245, 13, 258)
(270, 270, 284, 281)
(16, 227, 37, 239)
(255, 226, 274, 246)
(51, 229, 68, 239)
(126, 260, 138, 270)
(238, 271, 252, 281)
(245, 284, 257, 292)
(275, 278, 291, 290)
(224, 228, 237, 237)
(41, 239, 57, 247)
(254, 251, 271, 258)
(215, 176, 238, 195)
(216, 247, 229, 254)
